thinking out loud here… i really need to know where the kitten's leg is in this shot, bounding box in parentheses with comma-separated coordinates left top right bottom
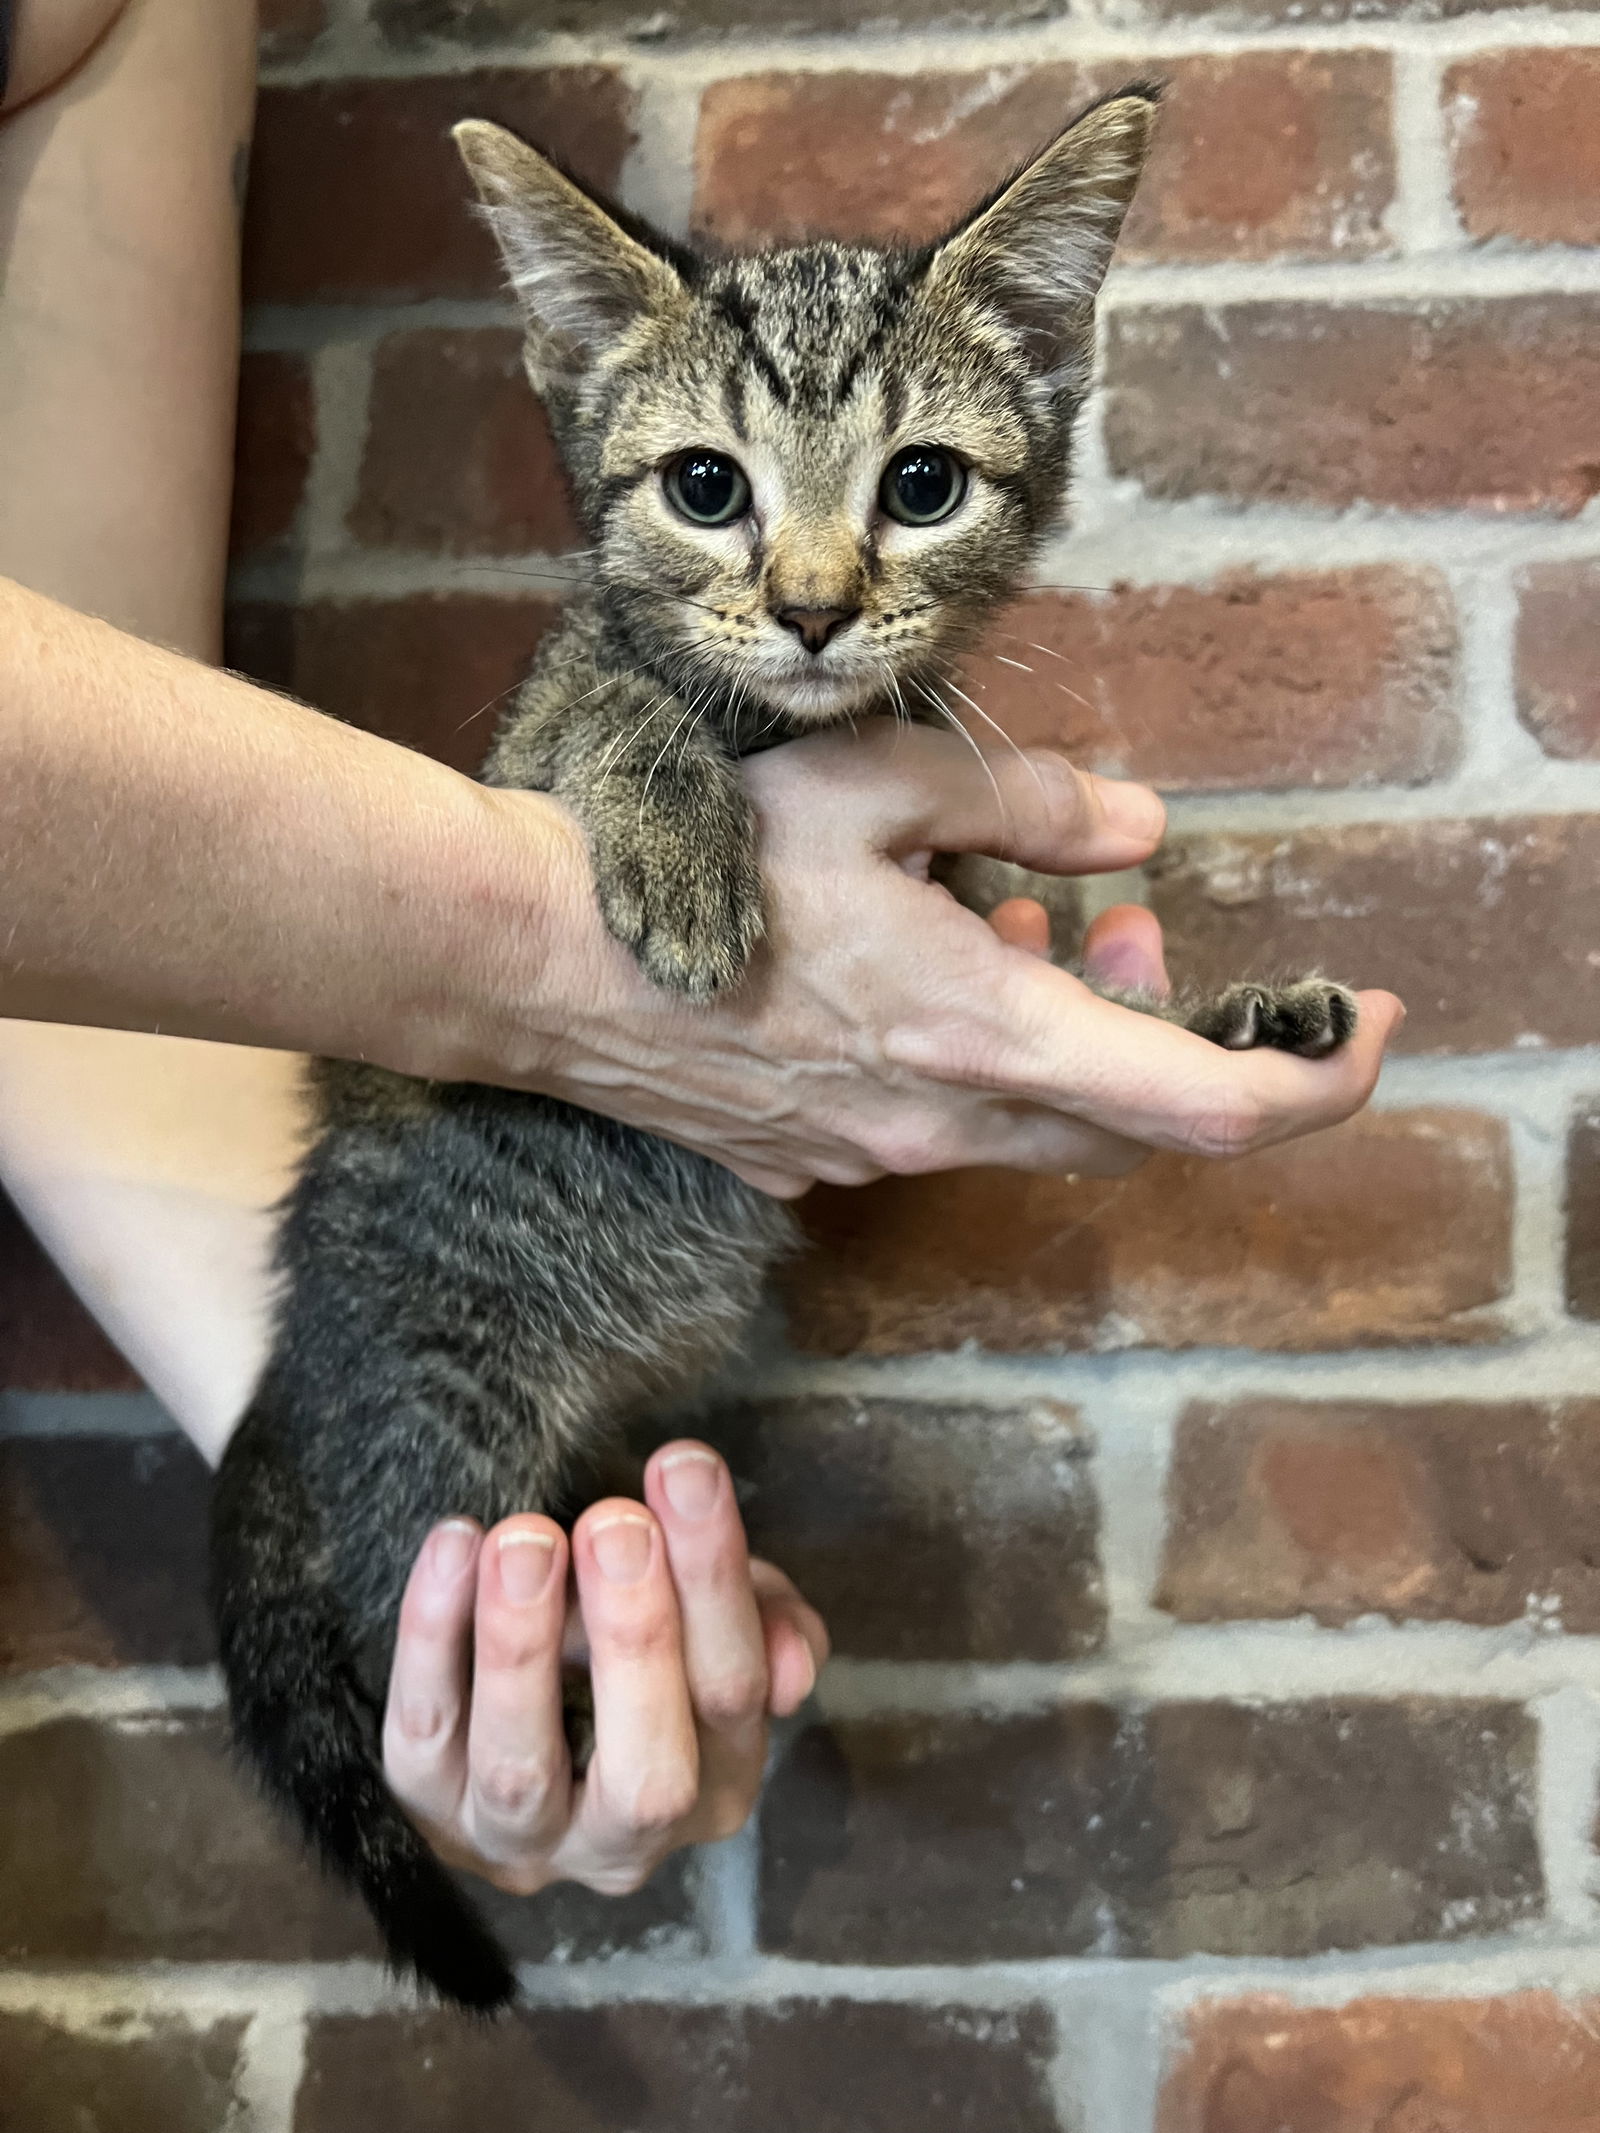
(1183, 979, 1358, 1059)
(512, 678, 763, 1001)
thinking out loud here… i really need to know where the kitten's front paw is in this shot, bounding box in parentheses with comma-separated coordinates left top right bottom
(1187, 979, 1357, 1058)
(595, 830, 765, 1000)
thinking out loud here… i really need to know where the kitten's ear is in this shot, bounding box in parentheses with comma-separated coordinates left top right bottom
(924, 86, 1159, 390)
(453, 120, 685, 389)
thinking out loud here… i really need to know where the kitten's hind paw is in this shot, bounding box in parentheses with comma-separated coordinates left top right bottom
(1186, 979, 1357, 1058)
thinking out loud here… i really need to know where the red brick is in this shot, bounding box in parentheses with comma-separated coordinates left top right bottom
(0, 2012, 249, 2133)
(230, 351, 314, 560)
(0, 1436, 213, 1672)
(1149, 815, 1600, 1055)
(0, 1713, 697, 1964)
(298, 2001, 1059, 2132)
(761, 1701, 1539, 1962)
(785, 1109, 1510, 1357)
(0, 1194, 135, 1393)
(258, 0, 326, 58)
(1159, 1991, 1600, 2132)
(352, 330, 581, 556)
(1159, 1397, 1600, 1628)
(1566, 1105, 1600, 1320)
(243, 71, 636, 304)
(1107, 299, 1600, 514)
(376, 0, 1095, 36)
(969, 570, 1457, 790)
(693, 54, 1393, 263)
(1448, 49, 1600, 247)
(225, 594, 561, 776)
(703, 1396, 1104, 1660)
(1515, 560, 1600, 759)
(1139, 0, 1593, 17)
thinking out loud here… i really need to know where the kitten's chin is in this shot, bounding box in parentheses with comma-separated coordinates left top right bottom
(755, 669, 877, 722)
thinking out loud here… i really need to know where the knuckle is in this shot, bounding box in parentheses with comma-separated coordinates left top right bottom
(582, 1861, 654, 1899)
(1181, 1082, 1268, 1161)
(474, 1754, 560, 1822)
(694, 1667, 768, 1732)
(599, 1613, 680, 1667)
(864, 1110, 962, 1177)
(1025, 748, 1088, 824)
(386, 1697, 452, 1751)
(626, 1772, 700, 1837)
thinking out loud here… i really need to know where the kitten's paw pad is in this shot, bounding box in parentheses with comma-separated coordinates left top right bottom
(1188, 979, 1357, 1058)
(598, 851, 765, 1001)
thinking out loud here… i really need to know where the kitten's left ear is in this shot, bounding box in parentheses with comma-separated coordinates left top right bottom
(925, 85, 1159, 389)
(454, 119, 686, 391)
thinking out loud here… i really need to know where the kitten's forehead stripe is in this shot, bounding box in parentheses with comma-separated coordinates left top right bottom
(702, 246, 924, 416)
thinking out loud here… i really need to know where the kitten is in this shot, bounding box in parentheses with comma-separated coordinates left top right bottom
(210, 85, 1356, 2016)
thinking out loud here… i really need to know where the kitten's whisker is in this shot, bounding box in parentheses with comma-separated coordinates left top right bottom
(454, 678, 524, 735)
(459, 563, 594, 586)
(639, 691, 706, 830)
(992, 654, 1035, 674)
(934, 669, 1048, 809)
(557, 664, 652, 720)
(912, 677, 1011, 847)
(1022, 638, 1090, 672)
(594, 694, 674, 787)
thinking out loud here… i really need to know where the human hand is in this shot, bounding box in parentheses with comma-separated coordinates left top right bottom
(382, 1442, 827, 1897)
(479, 722, 1402, 1196)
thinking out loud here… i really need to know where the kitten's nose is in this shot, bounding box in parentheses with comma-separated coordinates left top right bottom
(776, 606, 858, 655)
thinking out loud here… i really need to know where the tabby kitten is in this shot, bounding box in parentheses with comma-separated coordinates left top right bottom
(210, 86, 1355, 2016)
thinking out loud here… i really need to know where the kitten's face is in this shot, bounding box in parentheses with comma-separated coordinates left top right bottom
(581, 248, 1059, 723)
(456, 91, 1157, 724)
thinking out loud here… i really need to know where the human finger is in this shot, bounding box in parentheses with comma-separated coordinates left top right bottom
(383, 1518, 481, 1834)
(1081, 903, 1170, 998)
(1006, 976, 1405, 1157)
(836, 724, 1166, 874)
(749, 1559, 830, 1718)
(463, 1517, 572, 1875)
(725, 1160, 819, 1198)
(989, 896, 1051, 956)
(646, 1443, 770, 1839)
(566, 1501, 699, 1889)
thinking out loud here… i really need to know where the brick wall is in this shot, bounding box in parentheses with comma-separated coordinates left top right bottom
(6, 0, 1600, 2125)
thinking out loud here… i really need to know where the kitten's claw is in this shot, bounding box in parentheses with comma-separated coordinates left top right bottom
(1186, 979, 1357, 1058)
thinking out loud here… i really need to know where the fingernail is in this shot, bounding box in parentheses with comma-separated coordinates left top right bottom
(428, 1520, 478, 1584)
(499, 1528, 557, 1604)
(659, 1448, 721, 1522)
(1098, 776, 1166, 843)
(590, 1513, 653, 1585)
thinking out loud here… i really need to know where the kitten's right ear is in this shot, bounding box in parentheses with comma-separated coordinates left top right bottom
(453, 121, 685, 389)
(923, 86, 1159, 394)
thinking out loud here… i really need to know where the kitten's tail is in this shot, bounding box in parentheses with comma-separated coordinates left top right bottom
(209, 1408, 517, 2014)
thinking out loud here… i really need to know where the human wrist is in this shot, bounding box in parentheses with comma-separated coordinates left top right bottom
(388, 779, 595, 1090)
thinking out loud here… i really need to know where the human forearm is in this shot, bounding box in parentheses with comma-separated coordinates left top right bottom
(0, 578, 578, 1075)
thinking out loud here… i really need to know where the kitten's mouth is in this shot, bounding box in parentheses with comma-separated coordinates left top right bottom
(758, 667, 877, 720)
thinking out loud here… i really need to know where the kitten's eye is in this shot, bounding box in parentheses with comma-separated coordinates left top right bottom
(880, 446, 966, 527)
(664, 450, 751, 527)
